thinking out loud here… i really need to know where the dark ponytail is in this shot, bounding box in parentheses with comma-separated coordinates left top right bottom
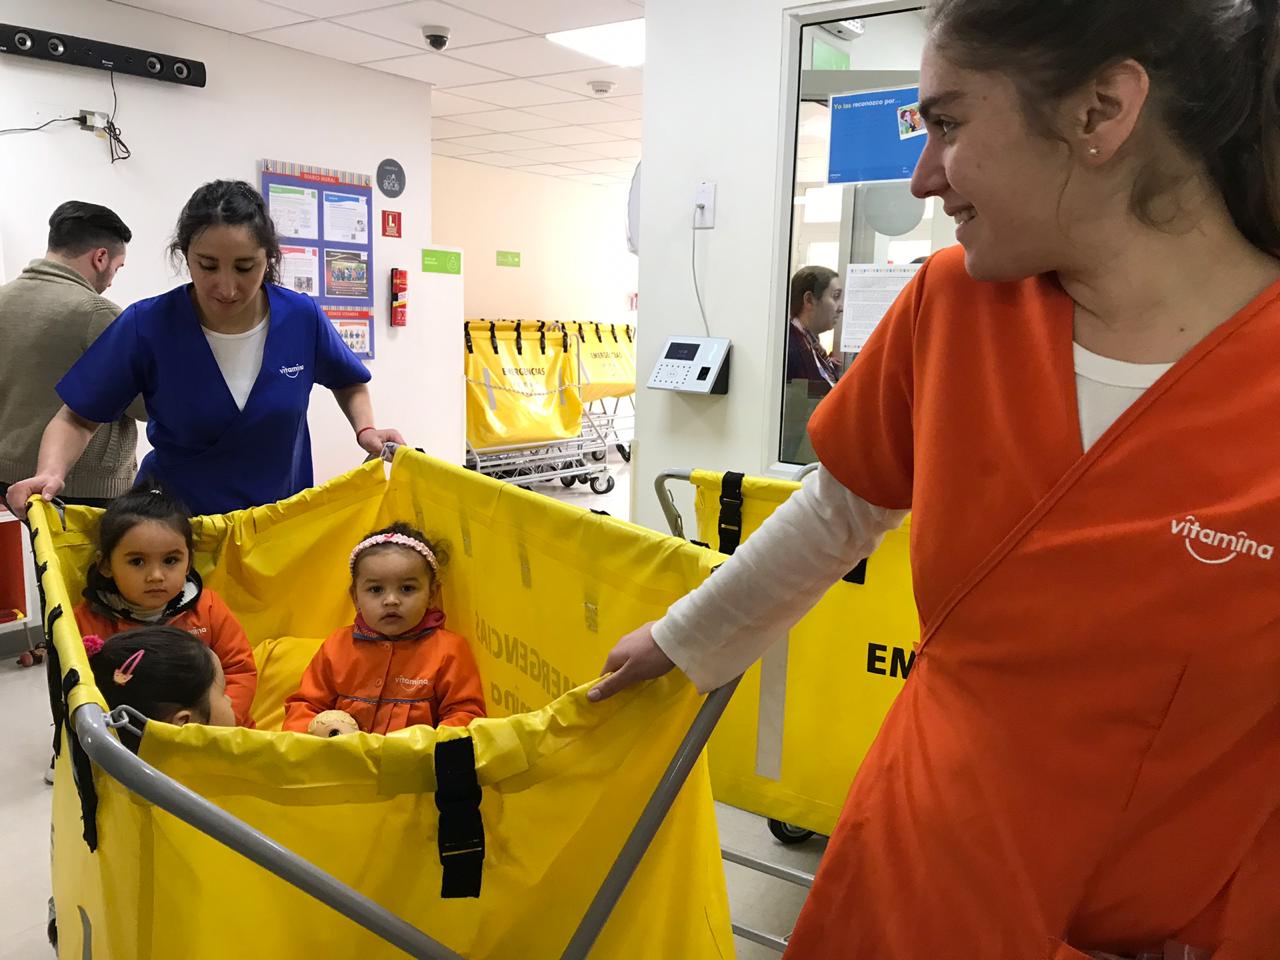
(930, 0, 1280, 253)
(88, 625, 216, 723)
(168, 179, 282, 284)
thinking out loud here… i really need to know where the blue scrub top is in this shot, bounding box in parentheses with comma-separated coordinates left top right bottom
(58, 283, 370, 515)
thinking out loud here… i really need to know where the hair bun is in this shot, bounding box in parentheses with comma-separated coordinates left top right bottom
(82, 634, 105, 657)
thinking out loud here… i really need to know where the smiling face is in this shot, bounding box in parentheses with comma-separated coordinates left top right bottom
(100, 520, 190, 610)
(185, 224, 268, 326)
(910, 40, 1086, 282)
(351, 547, 434, 637)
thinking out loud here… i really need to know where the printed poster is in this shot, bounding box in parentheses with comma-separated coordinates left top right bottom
(828, 85, 927, 184)
(323, 191, 369, 244)
(279, 245, 319, 296)
(839, 263, 921, 354)
(324, 249, 369, 300)
(268, 183, 319, 240)
(323, 307, 373, 359)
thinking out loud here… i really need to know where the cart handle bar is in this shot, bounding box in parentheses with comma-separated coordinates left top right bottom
(654, 463, 817, 542)
(72, 701, 468, 960)
(560, 678, 740, 960)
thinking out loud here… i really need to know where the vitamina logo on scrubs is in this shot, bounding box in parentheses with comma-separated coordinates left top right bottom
(1171, 514, 1275, 564)
(279, 364, 305, 379)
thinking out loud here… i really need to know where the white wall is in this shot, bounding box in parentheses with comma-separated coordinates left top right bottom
(631, 0, 925, 531)
(431, 156, 638, 326)
(0, 0, 460, 485)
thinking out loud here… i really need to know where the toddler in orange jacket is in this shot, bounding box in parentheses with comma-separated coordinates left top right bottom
(72, 487, 257, 726)
(284, 522, 486, 736)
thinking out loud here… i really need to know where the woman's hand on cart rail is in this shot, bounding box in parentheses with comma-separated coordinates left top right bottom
(4, 473, 65, 519)
(356, 427, 407, 457)
(588, 621, 676, 702)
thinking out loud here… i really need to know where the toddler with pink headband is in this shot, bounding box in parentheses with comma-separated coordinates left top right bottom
(283, 522, 487, 736)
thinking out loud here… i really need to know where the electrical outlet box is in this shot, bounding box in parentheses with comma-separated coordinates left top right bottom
(694, 181, 716, 229)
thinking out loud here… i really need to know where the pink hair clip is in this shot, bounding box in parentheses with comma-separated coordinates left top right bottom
(113, 649, 145, 686)
(348, 532, 438, 574)
(82, 634, 105, 657)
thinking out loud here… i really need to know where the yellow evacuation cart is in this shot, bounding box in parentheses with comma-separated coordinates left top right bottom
(29, 448, 736, 960)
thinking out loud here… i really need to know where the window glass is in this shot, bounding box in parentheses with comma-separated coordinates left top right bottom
(779, 9, 955, 464)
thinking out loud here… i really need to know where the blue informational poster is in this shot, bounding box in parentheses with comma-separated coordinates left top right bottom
(260, 159, 375, 359)
(827, 85, 927, 184)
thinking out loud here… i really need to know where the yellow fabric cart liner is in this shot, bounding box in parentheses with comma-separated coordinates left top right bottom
(690, 470, 919, 836)
(465, 320, 583, 449)
(32, 449, 735, 960)
(572, 323, 636, 403)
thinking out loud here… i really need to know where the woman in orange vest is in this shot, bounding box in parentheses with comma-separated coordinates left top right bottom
(590, 0, 1280, 956)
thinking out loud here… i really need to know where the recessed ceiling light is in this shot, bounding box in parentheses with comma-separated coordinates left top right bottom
(547, 18, 644, 68)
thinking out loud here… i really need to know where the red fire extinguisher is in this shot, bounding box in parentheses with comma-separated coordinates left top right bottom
(390, 268, 407, 327)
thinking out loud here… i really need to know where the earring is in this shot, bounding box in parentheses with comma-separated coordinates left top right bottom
(1088, 146, 1101, 157)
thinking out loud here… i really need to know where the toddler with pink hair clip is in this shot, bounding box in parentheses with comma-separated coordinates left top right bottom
(83, 625, 236, 727)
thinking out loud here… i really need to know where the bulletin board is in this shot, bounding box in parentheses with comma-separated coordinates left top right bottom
(827, 85, 927, 184)
(260, 159, 375, 359)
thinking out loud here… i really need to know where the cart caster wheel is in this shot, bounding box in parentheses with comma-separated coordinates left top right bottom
(590, 475, 616, 495)
(589, 449, 606, 462)
(768, 819, 815, 845)
(560, 477, 576, 488)
(616, 444, 631, 463)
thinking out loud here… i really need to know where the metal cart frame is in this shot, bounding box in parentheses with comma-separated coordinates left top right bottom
(653, 466, 821, 954)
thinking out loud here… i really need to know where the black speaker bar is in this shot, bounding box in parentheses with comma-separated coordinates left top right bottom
(0, 23, 206, 87)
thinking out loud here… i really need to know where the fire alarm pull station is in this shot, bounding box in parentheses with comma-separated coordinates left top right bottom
(646, 336, 731, 395)
(390, 268, 408, 327)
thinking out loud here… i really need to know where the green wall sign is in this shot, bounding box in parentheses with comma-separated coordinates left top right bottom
(496, 250, 522, 268)
(422, 248, 462, 274)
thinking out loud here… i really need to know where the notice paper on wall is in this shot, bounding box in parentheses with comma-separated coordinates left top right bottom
(324, 248, 369, 300)
(279, 245, 319, 296)
(268, 184, 319, 240)
(324, 191, 369, 244)
(828, 85, 927, 184)
(839, 263, 921, 354)
(323, 307, 373, 359)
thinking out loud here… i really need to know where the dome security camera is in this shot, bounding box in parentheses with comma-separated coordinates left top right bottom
(421, 25, 451, 51)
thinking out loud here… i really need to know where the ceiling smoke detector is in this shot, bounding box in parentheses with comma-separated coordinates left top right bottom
(588, 79, 617, 96)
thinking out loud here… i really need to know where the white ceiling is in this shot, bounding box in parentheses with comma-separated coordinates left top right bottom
(110, 0, 644, 186)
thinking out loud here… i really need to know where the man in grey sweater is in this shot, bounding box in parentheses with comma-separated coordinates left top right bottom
(0, 201, 137, 507)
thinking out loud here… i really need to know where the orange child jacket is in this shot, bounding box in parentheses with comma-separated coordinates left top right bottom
(74, 590, 258, 726)
(282, 620, 487, 735)
(791, 246, 1280, 959)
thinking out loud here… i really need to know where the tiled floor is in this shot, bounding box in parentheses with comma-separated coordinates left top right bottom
(0, 660, 54, 960)
(530, 447, 633, 520)
(0, 623, 823, 960)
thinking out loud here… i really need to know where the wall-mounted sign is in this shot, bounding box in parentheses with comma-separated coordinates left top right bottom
(381, 210, 402, 238)
(828, 85, 926, 184)
(496, 250, 521, 268)
(422, 248, 462, 275)
(376, 158, 406, 198)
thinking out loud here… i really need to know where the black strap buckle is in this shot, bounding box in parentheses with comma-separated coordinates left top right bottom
(435, 737, 485, 899)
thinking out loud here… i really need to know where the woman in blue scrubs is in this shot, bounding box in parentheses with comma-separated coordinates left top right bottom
(6, 180, 403, 516)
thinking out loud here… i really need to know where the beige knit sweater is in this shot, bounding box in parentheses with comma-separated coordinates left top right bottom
(0, 259, 137, 499)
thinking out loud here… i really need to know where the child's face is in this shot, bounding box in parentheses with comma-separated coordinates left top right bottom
(204, 657, 236, 727)
(101, 521, 190, 610)
(352, 548, 434, 637)
(167, 653, 235, 728)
